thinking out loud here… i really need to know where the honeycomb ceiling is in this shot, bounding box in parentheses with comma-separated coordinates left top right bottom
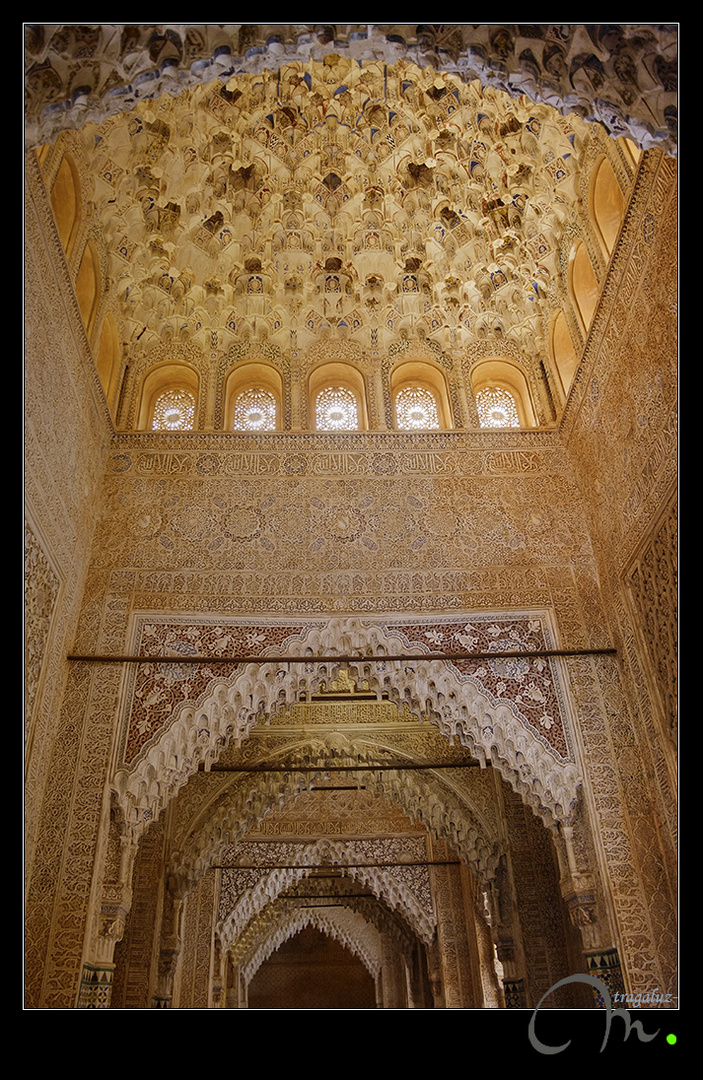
(27, 25, 678, 364)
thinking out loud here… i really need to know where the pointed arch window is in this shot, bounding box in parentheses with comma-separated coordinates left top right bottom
(151, 388, 196, 430)
(315, 386, 359, 430)
(568, 240, 599, 335)
(76, 239, 101, 339)
(550, 310, 578, 399)
(591, 155, 625, 258)
(50, 151, 81, 259)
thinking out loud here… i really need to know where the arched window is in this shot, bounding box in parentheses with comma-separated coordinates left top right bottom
(550, 309, 579, 399)
(591, 155, 625, 258)
(232, 387, 277, 431)
(308, 362, 368, 430)
(137, 361, 200, 431)
(223, 361, 282, 431)
(395, 385, 440, 430)
(568, 240, 599, 335)
(315, 385, 358, 430)
(390, 359, 453, 430)
(75, 239, 101, 339)
(96, 311, 120, 413)
(151, 387, 196, 430)
(471, 358, 537, 428)
(50, 152, 81, 259)
(475, 386, 520, 428)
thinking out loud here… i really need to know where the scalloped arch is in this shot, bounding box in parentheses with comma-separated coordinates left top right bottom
(164, 739, 502, 900)
(239, 907, 382, 986)
(217, 837, 437, 949)
(113, 617, 583, 840)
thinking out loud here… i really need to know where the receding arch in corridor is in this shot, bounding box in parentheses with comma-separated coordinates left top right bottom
(165, 727, 503, 892)
(246, 924, 378, 1009)
(108, 665, 595, 1009)
(218, 831, 440, 1009)
(99, 612, 614, 1009)
(151, 720, 502, 1007)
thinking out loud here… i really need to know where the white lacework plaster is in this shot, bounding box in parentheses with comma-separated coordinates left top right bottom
(112, 613, 582, 839)
(217, 838, 437, 949)
(165, 740, 501, 895)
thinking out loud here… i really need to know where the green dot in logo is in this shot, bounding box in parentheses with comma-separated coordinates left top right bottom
(666, 1033, 677, 1045)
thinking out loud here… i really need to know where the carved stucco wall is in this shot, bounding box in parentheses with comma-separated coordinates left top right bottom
(24, 39, 677, 1008)
(24, 150, 113, 892)
(564, 149, 677, 753)
(556, 147, 678, 1003)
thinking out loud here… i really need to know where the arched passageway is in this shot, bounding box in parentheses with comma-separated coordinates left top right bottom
(247, 926, 377, 1009)
(105, 617, 606, 1010)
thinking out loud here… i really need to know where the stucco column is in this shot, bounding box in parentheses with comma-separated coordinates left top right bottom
(557, 826, 626, 1007)
(150, 887, 184, 1008)
(224, 955, 248, 1008)
(428, 837, 482, 1007)
(486, 858, 528, 1009)
(380, 933, 407, 1008)
(370, 363, 388, 429)
(290, 367, 303, 430)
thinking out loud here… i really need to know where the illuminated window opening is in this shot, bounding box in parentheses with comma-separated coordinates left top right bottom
(151, 388, 196, 430)
(315, 386, 359, 430)
(395, 385, 440, 430)
(471, 358, 537, 428)
(232, 387, 277, 431)
(476, 386, 520, 428)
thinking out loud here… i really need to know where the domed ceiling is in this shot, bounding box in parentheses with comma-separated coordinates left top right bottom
(28, 25, 677, 374)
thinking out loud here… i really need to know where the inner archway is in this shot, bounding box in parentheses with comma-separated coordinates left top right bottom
(247, 926, 377, 1009)
(109, 667, 594, 1010)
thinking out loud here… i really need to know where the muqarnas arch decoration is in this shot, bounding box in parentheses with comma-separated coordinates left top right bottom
(112, 612, 583, 837)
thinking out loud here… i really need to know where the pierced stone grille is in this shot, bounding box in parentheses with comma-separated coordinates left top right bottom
(315, 386, 358, 430)
(151, 388, 196, 431)
(233, 387, 277, 431)
(475, 387, 520, 428)
(395, 385, 440, 430)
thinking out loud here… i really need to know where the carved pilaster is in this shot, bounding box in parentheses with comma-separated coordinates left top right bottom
(152, 946, 179, 1008)
(380, 932, 407, 1008)
(428, 837, 481, 1007)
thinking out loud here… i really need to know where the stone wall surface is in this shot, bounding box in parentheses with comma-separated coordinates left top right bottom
(24, 27, 677, 1010)
(24, 151, 112, 902)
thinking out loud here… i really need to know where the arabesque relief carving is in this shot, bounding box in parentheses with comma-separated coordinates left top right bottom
(24, 24, 677, 1010)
